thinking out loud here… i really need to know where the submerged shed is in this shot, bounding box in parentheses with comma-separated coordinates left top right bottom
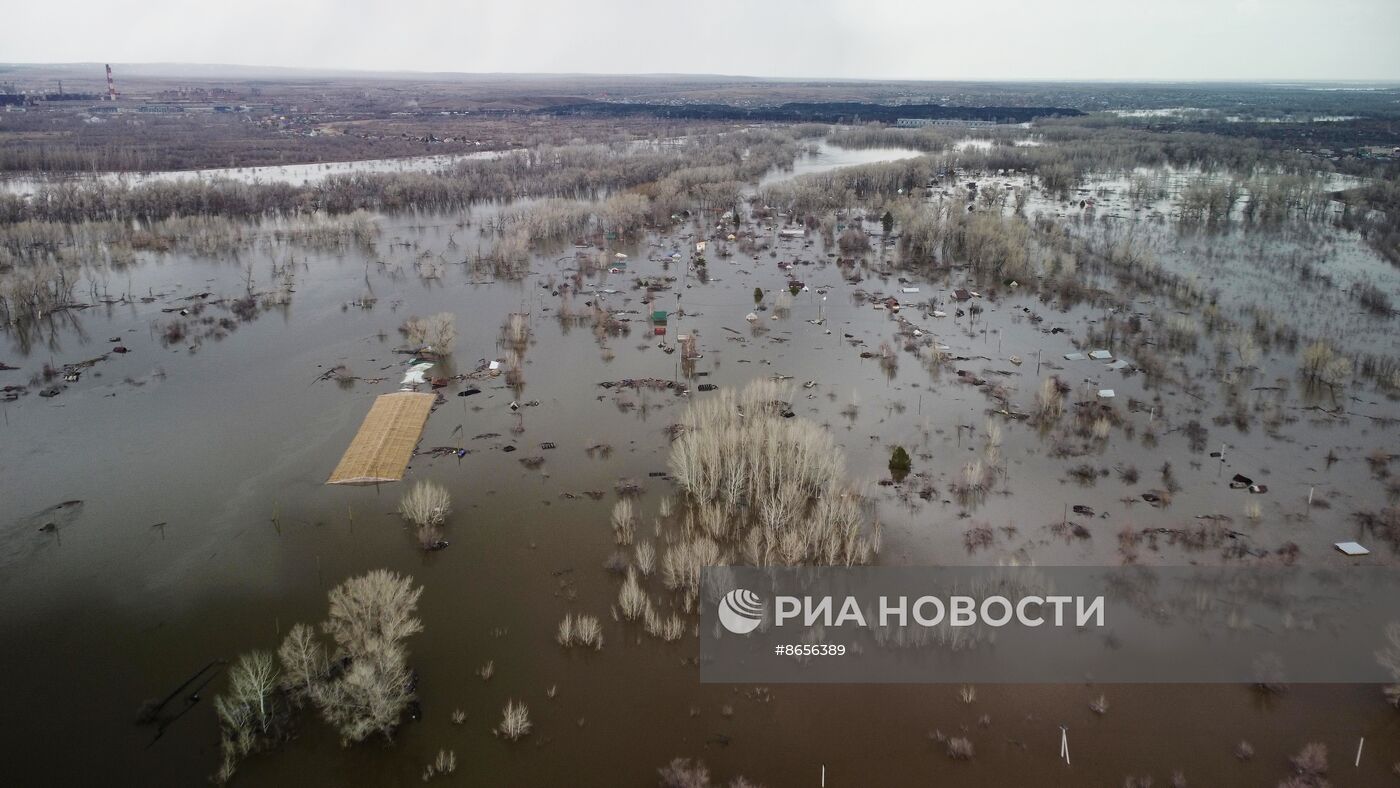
(327, 392, 436, 485)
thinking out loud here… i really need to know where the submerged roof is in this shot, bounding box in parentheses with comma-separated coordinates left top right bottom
(327, 392, 435, 485)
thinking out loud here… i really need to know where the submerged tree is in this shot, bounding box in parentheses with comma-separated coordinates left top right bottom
(497, 700, 532, 741)
(399, 313, 456, 355)
(837, 227, 870, 253)
(1300, 341, 1353, 388)
(398, 480, 452, 550)
(665, 379, 880, 607)
(277, 623, 327, 706)
(658, 757, 763, 788)
(314, 570, 423, 743)
(213, 570, 425, 782)
(888, 446, 912, 482)
(213, 651, 287, 784)
(1286, 742, 1328, 785)
(315, 640, 417, 743)
(322, 570, 424, 661)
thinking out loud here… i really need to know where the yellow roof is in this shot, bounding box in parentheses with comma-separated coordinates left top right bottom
(327, 392, 436, 485)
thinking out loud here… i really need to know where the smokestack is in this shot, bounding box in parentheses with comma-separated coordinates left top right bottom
(106, 64, 117, 101)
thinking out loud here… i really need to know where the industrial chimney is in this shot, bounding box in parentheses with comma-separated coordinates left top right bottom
(106, 64, 118, 101)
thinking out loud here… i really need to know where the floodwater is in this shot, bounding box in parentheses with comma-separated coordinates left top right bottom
(2, 146, 1399, 786)
(0, 148, 509, 196)
(757, 141, 924, 186)
(0, 138, 916, 198)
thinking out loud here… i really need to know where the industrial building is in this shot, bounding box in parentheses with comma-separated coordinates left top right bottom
(895, 118, 998, 128)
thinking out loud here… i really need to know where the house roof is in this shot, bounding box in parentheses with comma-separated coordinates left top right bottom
(327, 392, 436, 485)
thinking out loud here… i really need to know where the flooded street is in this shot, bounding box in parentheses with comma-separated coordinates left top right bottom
(3, 139, 1399, 787)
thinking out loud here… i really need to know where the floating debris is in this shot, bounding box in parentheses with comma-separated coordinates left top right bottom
(418, 446, 466, 458)
(599, 378, 683, 391)
(400, 361, 434, 388)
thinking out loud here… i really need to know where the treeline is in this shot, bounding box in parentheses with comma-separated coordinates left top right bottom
(0, 212, 379, 326)
(0, 111, 725, 174)
(760, 156, 938, 214)
(1031, 122, 1320, 175)
(0, 131, 802, 226)
(826, 125, 957, 153)
(0, 113, 471, 174)
(467, 132, 801, 276)
(1339, 179, 1400, 264)
(542, 100, 1080, 124)
(821, 122, 1330, 198)
(1177, 174, 1332, 224)
(895, 200, 1036, 283)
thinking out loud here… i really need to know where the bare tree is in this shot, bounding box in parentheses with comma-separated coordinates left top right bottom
(322, 569, 424, 657)
(213, 650, 282, 784)
(658, 758, 763, 788)
(277, 623, 327, 706)
(315, 570, 424, 743)
(316, 639, 416, 743)
(497, 700, 532, 741)
(229, 651, 279, 733)
(399, 480, 451, 549)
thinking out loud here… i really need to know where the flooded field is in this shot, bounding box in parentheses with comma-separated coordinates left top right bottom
(0, 149, 511, 197)
(0, 138, 918, 197)
(2, 130, 1398, 787)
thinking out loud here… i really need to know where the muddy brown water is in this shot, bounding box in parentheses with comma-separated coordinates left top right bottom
(2, 149, 1399, 786)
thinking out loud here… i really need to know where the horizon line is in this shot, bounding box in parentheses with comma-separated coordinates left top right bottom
(3, 61, 1399, 86)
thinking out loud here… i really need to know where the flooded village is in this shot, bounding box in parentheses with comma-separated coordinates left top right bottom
(1, 56, 1399, 787)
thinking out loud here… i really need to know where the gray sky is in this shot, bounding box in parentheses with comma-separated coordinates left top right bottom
(8, 0, 1399, 81)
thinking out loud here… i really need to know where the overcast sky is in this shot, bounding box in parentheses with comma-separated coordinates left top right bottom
(8, 0, 1399, 82)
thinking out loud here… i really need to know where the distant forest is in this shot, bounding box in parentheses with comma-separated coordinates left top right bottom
(541, 101, 1082, 124)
